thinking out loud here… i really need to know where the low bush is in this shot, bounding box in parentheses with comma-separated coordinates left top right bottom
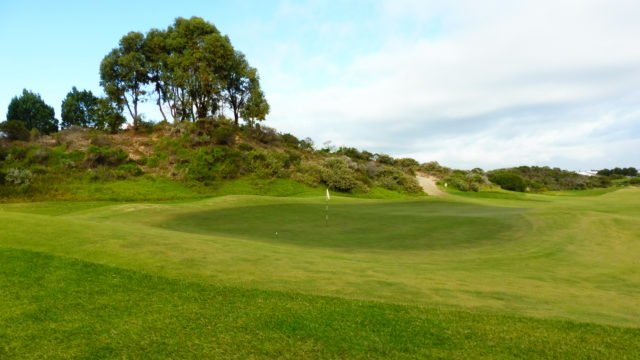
(183, 146, 243, 183)
(212, 124, 236, 146)
(5, 168, 33, 187)
(0, 121, 30, 141)
(320, 157, 366, 192)
(489, 171, 527, 192)
(116, 163, 144, 179)
(281, 133, 300, 148)
(83, 146, 129, 168)
(420, 161, 452, 178)
(375, 166, 421, 193)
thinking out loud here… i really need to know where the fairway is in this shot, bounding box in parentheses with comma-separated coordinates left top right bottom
(1, 187, 640, 358)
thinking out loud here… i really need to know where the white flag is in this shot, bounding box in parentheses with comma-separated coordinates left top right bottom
(326, 188, 330, 200)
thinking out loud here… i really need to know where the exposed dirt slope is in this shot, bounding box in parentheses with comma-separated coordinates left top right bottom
(416, 175, 448, 196)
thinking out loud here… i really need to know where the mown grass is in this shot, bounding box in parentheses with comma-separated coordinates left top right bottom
(1, 185, 639, 358)
(2, 249, 638, 360)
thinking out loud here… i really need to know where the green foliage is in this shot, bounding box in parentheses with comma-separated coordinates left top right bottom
(280, 133, 299, 148)
(100, 32, 147, 127)
(116, 163, 144, 179)
(100, 17, 269, 125)
(61, 87, 100, 128)
(5, 168, 33, 187)
(183, 146, 243, 183)
(489, 171, 527, 192)
(336, 147, 373, 161)
(419, 161, 452, 178)
(375, 153, 395, 165)
(212, 124, 236, 146)
(83, 146, 129, 168)
(443, 169, 487, 192)
(237, 142, 254, 152)
(375, 166, 422, 193)
(598, 167, 638, 177)
(395, 157, 420, 171)
(248, 124, 280, 144)
(94, 98, 126, 133)
(6, 89, 58, 134)
(0, 120, 30, 141)
(489, 166, 610, 191)
(320, 157, 366, 192)
(240, 87, 269, 125)
(291, 162, 323, 187)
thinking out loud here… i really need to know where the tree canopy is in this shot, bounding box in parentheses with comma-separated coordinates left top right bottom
(6, 89, 58, 134)
(100, 17, 269, 126)
(61, 87, 100, 129)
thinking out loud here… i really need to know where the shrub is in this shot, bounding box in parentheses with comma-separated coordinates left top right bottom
(90, 133, 112, 147)
(5, 168, 33, 187)
(420, 161, 452, 178)
(238, 143, 254, 152)
(116, 163, 144, 179)
(299, 137, 314, 151)
(320, 157, 365, 192)
(249, 125, 280, 144)
(135, 120, 155, 135)
(83, 146, 129, 168)
(0, 121, 30, 141)
(489, 172, 527, 192)
(336, 147, 373, 161)
(375, 154, 395, 165)
(281, 133, 300, 148)
(291, 162, 323, 187)
(212, 124, 236, 146)
(26, 147, 51, 164)
(395, 158, 420, 170)
(184, 147, 242, 182)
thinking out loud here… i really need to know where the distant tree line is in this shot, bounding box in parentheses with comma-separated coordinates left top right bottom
(597, 167, 638, 177)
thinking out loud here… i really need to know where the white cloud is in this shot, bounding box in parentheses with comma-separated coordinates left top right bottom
(265, 0, 640, 169)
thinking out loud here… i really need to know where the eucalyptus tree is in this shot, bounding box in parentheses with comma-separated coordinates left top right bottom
(100, 17, 270, 126)
(240, 84, 269, 126)
(143, 28, 170, 122)
(222, 51, 258, 125)
(163, 17, 232, 122)
(100, 31, 147, 128)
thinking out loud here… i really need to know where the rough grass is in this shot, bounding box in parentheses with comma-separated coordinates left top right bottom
(1, 249, 638, 360)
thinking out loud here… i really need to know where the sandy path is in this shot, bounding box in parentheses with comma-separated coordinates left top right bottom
(416, 175, 448, 196)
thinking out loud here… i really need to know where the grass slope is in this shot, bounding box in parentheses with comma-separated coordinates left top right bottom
(2, 249, 638, 359)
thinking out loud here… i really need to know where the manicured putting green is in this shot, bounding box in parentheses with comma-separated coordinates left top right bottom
(158, 201, 529, 250)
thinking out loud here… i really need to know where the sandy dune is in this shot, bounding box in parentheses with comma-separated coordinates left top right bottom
(416, 175, 448, 196)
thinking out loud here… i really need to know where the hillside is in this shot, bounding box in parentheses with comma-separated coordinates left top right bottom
(2, 119, 632, 202)
(0, 121, 426, 202)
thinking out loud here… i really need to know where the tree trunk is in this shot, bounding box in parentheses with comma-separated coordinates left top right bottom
(157, 97, 167, 122)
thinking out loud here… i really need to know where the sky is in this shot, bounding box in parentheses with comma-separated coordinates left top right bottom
(1, 0, 639, 170)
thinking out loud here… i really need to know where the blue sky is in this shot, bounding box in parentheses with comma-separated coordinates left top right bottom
(1, 0, 639, 170)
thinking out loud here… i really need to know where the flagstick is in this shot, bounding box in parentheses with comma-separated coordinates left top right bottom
(325, 200, 328, 227)
(325, 188, 330, 227)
